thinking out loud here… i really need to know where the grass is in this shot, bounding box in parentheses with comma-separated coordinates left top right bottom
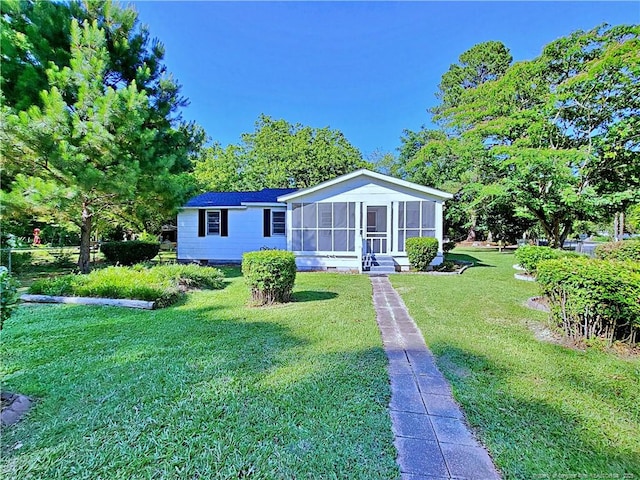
(1, 270, 399, 479)
(391, 248, 640, 479)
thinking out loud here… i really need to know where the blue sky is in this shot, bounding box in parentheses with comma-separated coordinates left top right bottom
(132, 1, 638, 157)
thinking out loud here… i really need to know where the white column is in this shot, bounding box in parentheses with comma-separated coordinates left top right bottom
(392, 201, 399, 253)
(386, 201, 392, 254)
(286, 203, 292, 252)
(435, 201, 444, 263)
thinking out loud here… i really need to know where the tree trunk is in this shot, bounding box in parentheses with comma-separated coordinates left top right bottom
(79, 203, 92, 274)
(466, 211, 477, 242)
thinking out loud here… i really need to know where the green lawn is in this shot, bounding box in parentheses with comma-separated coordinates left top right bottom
(1, 270, 399, 479)
(391, 248, 640, 479)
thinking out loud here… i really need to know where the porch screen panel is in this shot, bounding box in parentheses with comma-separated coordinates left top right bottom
(398, 201, 438, 251)
(291, 202, 356, 252)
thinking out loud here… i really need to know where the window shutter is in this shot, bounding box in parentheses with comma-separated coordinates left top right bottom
(221, 209, 228, 237)
(198, 210, 206, 237)
(263, 209, 271, 237)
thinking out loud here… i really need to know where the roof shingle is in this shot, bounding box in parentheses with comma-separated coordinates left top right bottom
(185, 188, 297, 207)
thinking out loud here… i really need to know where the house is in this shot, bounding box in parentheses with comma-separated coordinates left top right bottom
(177, 169, 453, 272)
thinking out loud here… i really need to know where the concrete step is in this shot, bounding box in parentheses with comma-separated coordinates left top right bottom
(369, 265, 397, 274)
(370, 256, 395, 267)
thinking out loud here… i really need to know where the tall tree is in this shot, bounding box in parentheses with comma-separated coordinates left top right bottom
(193, 114, 367, 192)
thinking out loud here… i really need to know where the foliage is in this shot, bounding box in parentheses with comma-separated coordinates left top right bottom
(405, 237, 440, 271)
(537, 257, 640, 345)
(0, 266, 20, 330)
(193, 114, 367, 191)
(100, 240, 160, 265)
(514, 245, 575, 275)
(145, 263, 225, 290)
(594, 240, 640, 262)
(242, 250, 297, 305)
(0, 250, 33, 275)
(391, 248, 640, 477)
(396, 25, 640, 248)
(28, 264, 224, 307)
(1, 1, 204, 273)
(442, 241, 456, 253)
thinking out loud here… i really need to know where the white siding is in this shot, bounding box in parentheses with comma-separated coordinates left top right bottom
(177, 206, 287, 262)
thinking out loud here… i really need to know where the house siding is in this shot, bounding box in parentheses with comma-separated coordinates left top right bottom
(177, 206, 287, 263)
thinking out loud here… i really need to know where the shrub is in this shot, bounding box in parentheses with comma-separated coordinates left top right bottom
(0, 267, 20, 330)
(537, 257, 640, 345)
(406, 237, 439, 271)
(242, 250, 296, 305)
(153, 264, 225, 289)
(442, 241, 456, 253)
(514, 245, 580, 274)
(100, 240, 160, 265)
(595, 240, 640, 262)
(28, 264, 225, 308)
(29, 275, 79, 296)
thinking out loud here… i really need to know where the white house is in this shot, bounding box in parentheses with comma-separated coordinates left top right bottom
(177, 169, 453, 273)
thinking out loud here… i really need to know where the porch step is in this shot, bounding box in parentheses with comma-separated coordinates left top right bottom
(363, 255, 396, 274)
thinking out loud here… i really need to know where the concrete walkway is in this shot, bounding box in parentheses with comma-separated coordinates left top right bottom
(370, 276, 500, 480)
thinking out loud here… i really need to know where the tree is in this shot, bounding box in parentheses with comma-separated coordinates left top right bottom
(2, 1, 205, 242)
(433, 24, 639, 247)
(194, 114, 368, 192)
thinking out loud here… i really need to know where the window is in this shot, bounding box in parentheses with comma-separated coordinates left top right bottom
(398, 201, 436, 250)
(272, 211, 286, 235)
(207, 210, 220, 235)
(291, 202, 356, 252)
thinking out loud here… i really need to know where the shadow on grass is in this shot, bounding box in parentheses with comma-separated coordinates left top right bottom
(430, 344, 640, 477)
(446, 252, 497, 267)
(292, 290, 338, 302)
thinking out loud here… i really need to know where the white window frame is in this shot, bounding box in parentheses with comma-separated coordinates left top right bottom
(207, 210, 221, 235)
(272, 210, 286, 236)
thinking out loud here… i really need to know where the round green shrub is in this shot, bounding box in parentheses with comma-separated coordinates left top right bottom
(406, 237, 440, 271)
(0, 266, 20, 330)
(594, 240, 640, 262)
(242, 250, 296, 305)
(100, 240, 160, 265)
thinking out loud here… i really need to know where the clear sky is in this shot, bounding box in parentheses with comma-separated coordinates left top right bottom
(131, 1, 639, 157)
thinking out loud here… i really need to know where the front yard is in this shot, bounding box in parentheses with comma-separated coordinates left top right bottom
(2, 249, 639, 478)
(1, 271, 399, 479)
(392, 248, 640, 478)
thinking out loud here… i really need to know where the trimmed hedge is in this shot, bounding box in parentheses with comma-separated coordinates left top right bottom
(242, 250, 296, 305)
(537, 257, 640, 345)
(0, 267, 20, 330)
(29, 264, 225, 308)
(514, 245, 579, 275)
(406, 237, 439, 271)
(595, 240, 640, 262)
(100, 240, 160, 265)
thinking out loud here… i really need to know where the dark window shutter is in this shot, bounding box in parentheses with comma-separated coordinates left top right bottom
(198, 210, 206, 237)
(263, 209, 271, 237)
(221, 209, 228, 237)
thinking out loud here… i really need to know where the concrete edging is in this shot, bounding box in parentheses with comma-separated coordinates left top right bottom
(20, 294, 155, 310)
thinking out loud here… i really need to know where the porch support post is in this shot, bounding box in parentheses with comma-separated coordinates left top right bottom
(286, 203, 292, 251)
(386, 201, 392, 254)
(435, 201, 444, 262)
(356, 201, 363, 272)
(391, 201, 399, 253)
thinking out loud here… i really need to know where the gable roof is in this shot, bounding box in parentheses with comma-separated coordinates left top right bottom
(277, 169, 454, 202)
(185, 188, 297, 208)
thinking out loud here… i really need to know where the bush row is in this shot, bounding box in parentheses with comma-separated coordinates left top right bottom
(242, 250, 296, 305)
(29, 264, 225, 308)
(514, 245, 579, 274)
(537, 257, 640, 346)
(595, 239, 640, 262)
(406, 237, 440, 271)
(100, 240, 160, 265)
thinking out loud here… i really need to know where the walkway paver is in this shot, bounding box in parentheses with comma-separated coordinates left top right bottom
(370, 276, 501, 480)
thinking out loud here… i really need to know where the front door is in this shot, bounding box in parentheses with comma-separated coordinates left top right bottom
(364, 205, 388, 254)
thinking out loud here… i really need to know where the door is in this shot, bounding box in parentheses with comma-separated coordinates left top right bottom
(364, 205, 388, 254)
